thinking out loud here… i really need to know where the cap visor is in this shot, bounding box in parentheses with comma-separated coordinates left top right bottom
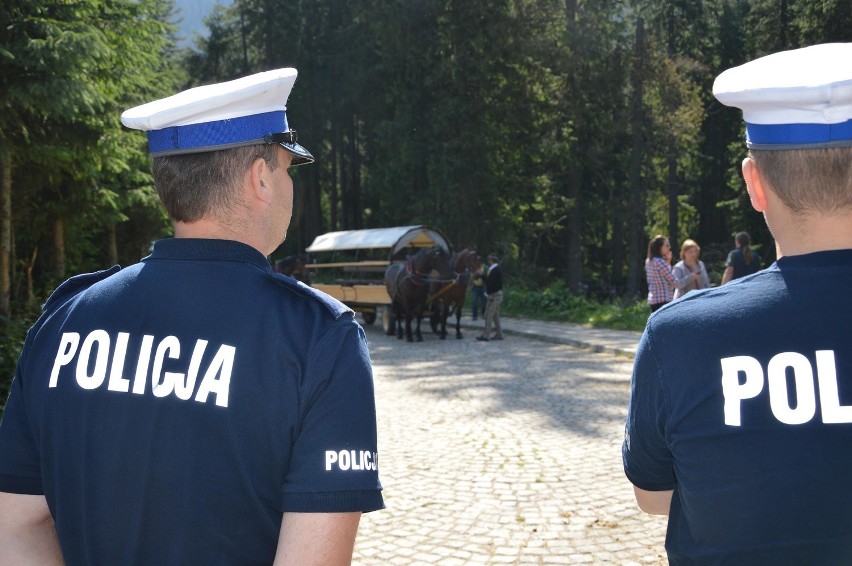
(280, 142, 314, 166)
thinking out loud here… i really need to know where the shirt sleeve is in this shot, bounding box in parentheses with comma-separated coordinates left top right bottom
(622, 327, 676, 491)
(660, 259, 676, 286)
(672, 263, 691, 291)
(0, 361, 44, 495)
(699, 261, 711, 289)
(725, 250, 736, 268)
(280, 318, 384, 513)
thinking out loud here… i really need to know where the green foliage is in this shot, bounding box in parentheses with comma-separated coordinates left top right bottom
(0, 304, 41, 414)
(2, 0, 179, 280)
(502, 280, 650, 332)
(169, 0, 851, 298)
(0, 1, 849, 409)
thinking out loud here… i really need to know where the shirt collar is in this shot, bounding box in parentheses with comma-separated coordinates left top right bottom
(145, 238, 271, 270)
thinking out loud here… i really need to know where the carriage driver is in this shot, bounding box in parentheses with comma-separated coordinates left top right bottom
(0, 69, 384, 565)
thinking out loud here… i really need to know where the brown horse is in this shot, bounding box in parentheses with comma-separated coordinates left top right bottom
(384, 247, 451, 342)
(430, 247, 481, 339)
(274, 255, 311, 284)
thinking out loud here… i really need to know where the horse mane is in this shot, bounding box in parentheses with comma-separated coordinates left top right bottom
(451, 247, 479, 273)
(274, 254, 310, 283)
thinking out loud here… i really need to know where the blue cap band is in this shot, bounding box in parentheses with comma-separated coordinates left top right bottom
(147, 110, 290, 156)
(746, 118, 852, 147)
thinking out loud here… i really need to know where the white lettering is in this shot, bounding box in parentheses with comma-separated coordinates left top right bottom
(325, 450, 378, 472)
(50, 333, 80, 388)
(721, 356, 764, 426)
(767, 352, 816, 425)
(339, 450, 351, 470)
(132, 335, 155, 395)
(176, 340, 207, 401)
(722, 350, 852, 427)
(152, 336, 181, 398)
(816, 350, 852, 423)
(47, 330, 233, 408)
(194, 345, 235, 407)
(107, 332, 131, 392)
(76, 330, 110, 390)
(325, 451, 338, 471)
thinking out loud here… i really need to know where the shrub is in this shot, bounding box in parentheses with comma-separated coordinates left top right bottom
(502, 280, 649, 331)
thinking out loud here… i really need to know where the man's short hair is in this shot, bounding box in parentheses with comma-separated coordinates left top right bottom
(152, 144, 280, 223)
(749, 147, 852, 215)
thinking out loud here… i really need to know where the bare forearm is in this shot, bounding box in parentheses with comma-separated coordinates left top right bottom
(273, 512, 361, 566)
(633, 486, 673, 516)
(0, 493, 64, 566)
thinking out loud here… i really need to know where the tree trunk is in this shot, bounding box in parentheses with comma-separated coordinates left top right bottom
(778, 0, 789, 50)
(348, 115, 362, 230)
(665, 0, 679, 254)
(107, 223, 118, 266)
(54, 216, 66, 280)
(24, 247, 37, 306)
(626, 17, 646, 299)
(565, 165, 584, 295)
(563, 0, 583, 295)
(668, 152, 679, 253)
(330, 119, 339, 232)
(609, 171, 626, 292)
(0, 141, 11, 318)
(301, 59, 324, 246)
(565, 0, 576, 22)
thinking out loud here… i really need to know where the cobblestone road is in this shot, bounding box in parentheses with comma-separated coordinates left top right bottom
(352, 324, 667, 565)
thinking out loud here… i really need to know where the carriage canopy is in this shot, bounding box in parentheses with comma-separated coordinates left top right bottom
(306, 225, 450, 261)
(304, 226, 452, 326)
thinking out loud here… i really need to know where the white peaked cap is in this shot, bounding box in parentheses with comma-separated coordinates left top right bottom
(121, 68, 313, 165)
(713, 43, 852, 149)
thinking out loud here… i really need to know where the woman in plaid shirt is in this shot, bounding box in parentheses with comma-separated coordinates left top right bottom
(645, 235, 676, 312)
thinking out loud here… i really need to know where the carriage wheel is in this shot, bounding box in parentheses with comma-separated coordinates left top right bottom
(362, 311, 377, 325)
(381, 307, 396, 335)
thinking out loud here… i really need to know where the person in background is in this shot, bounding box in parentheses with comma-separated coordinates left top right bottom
(672, 239, 711, 300)
(623, 42, 852, 563)
(476, 253, 504, 341)
(470, 263, 486, 320)
(644, 235, 676, 312)
(721, 231, 762, 284)
(0, 69, 383, 566)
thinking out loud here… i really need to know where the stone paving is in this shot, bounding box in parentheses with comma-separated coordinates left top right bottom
(352, 320, 667, 565)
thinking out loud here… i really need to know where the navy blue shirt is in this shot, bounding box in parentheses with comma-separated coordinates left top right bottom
(485, 263, 503, 294)
(624, 250, 852, 565)
(725, 247, 761, 280)
(0, 239, 383, 565)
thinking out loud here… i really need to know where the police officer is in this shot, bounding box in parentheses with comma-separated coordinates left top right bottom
(0, 69, 383, 565)
(623, 43, 852, 564)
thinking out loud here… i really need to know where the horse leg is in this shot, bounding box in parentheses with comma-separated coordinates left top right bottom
(415, 314, 424, 342)
(439, 304, 447, 340)
(395, 303, 404, 340)
(406, 314, 414, 342)
(455, 303, 463, 339)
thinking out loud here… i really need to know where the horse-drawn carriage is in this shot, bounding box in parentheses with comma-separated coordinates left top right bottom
(304, 225, 480, 341)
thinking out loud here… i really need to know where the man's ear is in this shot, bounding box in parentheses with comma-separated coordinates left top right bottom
(742, 157, 768, 212)
(249, 157, 273, 204)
